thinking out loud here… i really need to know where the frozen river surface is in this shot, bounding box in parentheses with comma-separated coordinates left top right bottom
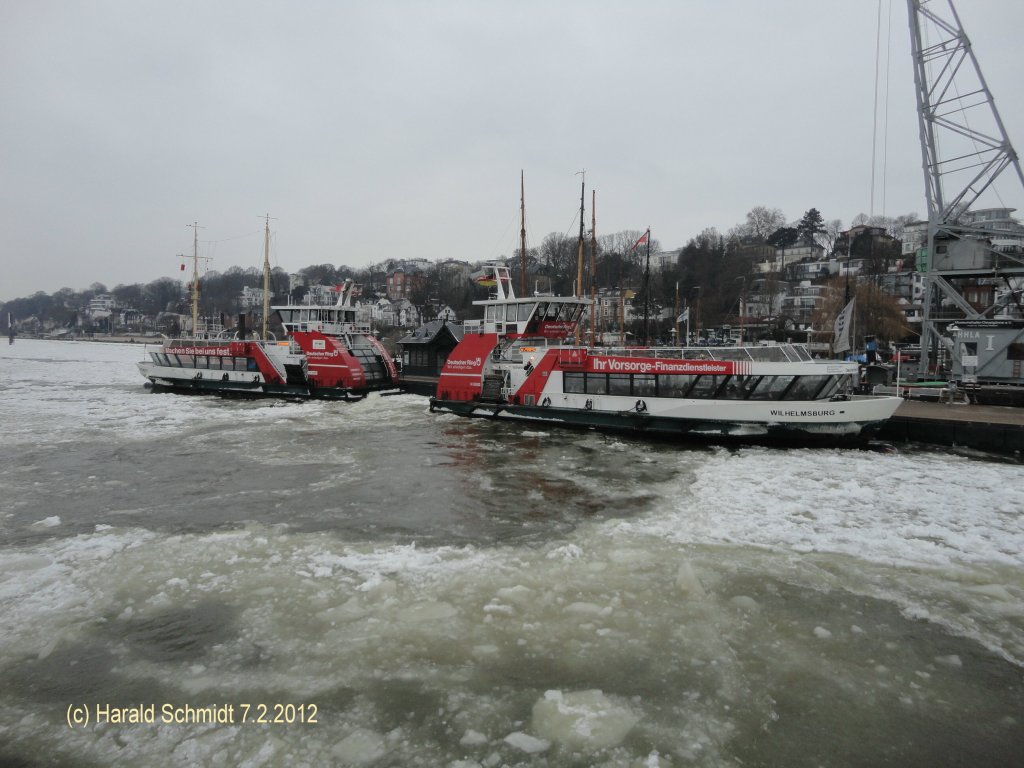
(1, 339, 1022, 767)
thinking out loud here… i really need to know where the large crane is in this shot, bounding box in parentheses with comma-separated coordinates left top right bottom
(907, 0, 1024, 378)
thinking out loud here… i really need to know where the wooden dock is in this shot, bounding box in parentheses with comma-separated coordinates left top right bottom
(877, 400, 1024, 454)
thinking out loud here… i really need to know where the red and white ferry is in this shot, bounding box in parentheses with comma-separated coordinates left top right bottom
(138, 279, 397, 399)
(429, 264, 902, 442)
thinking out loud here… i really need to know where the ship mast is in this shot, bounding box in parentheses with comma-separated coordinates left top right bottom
(187, 221, 204, 337)
(262, 213, 274, 339)
(575, 171, 585, 299)
(590, 190, 597, 346)
(519, 171, 528, 297)
(574, 171, 585, 345)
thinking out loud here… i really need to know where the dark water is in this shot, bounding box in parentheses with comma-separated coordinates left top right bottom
(1, 340, 1022, 766)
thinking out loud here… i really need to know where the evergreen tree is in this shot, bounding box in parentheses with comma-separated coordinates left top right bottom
(797, 208, 826, 245)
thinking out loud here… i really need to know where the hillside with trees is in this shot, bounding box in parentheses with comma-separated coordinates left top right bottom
(3, 205, 920, 352)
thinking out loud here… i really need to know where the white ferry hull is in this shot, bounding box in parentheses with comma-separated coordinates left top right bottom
(430, 393, 901, 443)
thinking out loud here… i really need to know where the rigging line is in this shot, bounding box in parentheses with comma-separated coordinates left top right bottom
(881, 0, 892, 218)
(204, 229, 263, 244)
(870, 0, 883, 219)
(490, 209, 518, 261)
(563, 208, 581, 240)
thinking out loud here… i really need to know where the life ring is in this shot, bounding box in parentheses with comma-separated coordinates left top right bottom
(584, 399, 593, 410)
(635, 399, 647, 413)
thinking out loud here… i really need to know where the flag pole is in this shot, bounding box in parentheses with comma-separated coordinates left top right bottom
(642, 228, 651, 346)
(674, 281, 680, 348)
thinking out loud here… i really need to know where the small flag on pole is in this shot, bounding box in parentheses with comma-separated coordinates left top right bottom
(630, 229, 650, 251)
(833, 298, 855, 354)
(677, 307, 689, 323)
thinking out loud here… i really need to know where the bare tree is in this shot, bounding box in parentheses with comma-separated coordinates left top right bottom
(811, 278, 912, 347)
(740, 206, 787, 241)
(817, 218, 844, 256)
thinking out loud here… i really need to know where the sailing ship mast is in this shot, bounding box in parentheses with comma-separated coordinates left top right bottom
(187, 221, 204, 337)
(574, 171, 586, 345)
(575, 173, 586, 298)
(262, 214, 274, 339)
(589, 190, 597, 346)
(519, 172, 528, 297)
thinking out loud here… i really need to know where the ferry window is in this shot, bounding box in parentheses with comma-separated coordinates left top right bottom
(689, 375, 723, 399)
(784, 375, 830, 401)
(608, 374, 631, 395)
(178, 354, 194, 367)
(722, 376, 747, 399)
(505, 305, 517, 322)
(246, 358, 258, 372)
(657, 374, 695, 397)
(564, 372, 585, 393)
(518, 303, 535, 321)
(485, 306, 497, 322)
(534, 302, 548, 319)
(545, 304, 561, 320)
(818, 375, 841, 399)
(1007, 343, 1024, 361)
(633, 374, 656, 397)
(749, 375, 795, 400)
(585, 373, 608, 395)
(207, 356, 223, 371)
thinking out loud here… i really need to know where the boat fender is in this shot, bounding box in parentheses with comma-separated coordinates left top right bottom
(541, 397, 551, 407)
(222, 373, 229, 381)
(253, 375, 260, 383)
(194, 372, 202, 380)
(635, 399, 647, 413)
(585, 399, 593, 410)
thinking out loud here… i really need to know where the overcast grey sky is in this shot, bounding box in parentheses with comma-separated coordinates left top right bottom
(2, 0, 1022, 301)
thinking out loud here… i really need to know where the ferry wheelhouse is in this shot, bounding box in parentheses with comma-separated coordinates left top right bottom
(429, 264, 902, 442)
(138, 279, 397, 399)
